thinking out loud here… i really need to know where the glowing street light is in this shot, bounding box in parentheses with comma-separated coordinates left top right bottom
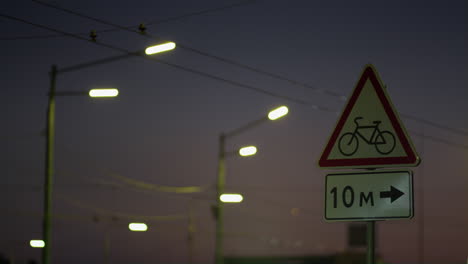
(128, 223, 148, 232)
(145, 42, 176, 55)
(89, 88, 119, 98)
(30, 240, 45, 248)
(268, 105, 289, 120)
(220, 194, 243, 203)
(238, 146, 257, 157)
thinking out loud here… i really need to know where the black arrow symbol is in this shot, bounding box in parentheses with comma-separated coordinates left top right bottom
(380, 186, 404, 203)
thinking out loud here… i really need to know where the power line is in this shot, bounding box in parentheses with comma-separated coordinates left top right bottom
(0, 0, 256, 40)
(55, 166, 214, 197)
(30, 0, 468, 138)
(31, 0, 337, 97)
(403, 114, 468, 138)
(55, 166, 321, 214)
(36, 3, 340, 103)
(0, 12, 312, 106)
(57, 193, 188, 222)
(106, 170, 212, 194)
(1, 13, 466, 149)
(409, 130, 468, 150)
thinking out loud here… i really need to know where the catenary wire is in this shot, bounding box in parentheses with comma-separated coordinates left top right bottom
(0, 0, 256, 40)
(31, 0, 340, 99)
(105, 169, 212, 193)
(31, 0, 468, 138)
(57, 193, 188, 221)
(0, 13, 466, 149)
(0, 12, 314, 106)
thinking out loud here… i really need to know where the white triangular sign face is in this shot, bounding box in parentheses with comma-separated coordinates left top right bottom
(318, 65, 420, 169)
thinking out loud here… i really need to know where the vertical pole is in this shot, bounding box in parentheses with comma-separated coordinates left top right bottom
(215, 133, 226, 264)
(366, 221, 375, 264)
(104, 228, 110, 264)
(418, 126, 425, 264)
(43, 64, 57, 264)
(188, 199, 195, 264)
(9, 247, 15, 264)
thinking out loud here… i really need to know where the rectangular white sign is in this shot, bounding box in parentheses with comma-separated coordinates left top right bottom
(325, 170, 413, 221)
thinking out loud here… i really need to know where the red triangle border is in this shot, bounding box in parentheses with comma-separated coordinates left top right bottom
(319, 65, 419, 168)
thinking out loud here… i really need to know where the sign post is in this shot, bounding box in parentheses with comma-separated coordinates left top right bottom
(367, 221, 375, 264)
(318, 64, 420, 264)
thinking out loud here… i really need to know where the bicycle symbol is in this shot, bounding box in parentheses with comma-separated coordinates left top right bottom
(338, 117, 396, 156)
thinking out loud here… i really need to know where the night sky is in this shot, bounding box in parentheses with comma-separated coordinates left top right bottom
(2, 1, 467, 264)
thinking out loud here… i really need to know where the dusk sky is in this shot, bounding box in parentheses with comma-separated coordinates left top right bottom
(2, 1, 467, 264)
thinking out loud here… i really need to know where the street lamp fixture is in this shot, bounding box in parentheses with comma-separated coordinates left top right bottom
(128, 223, 148, 232)
(89, 88, 119, 98)
(30, 240, 45, 248)
(145, 42, 176, 55)
(238, 146, 257, 157)
(220, 193, 243, 203)
(268, 105, 289, 120)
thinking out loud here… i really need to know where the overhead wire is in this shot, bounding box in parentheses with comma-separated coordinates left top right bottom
(403, 113, 468, 138)
(5, 197, 188, 223)
(105, 169, 213, 194)
(54, 165, 215, 199)
(31, 0, 341, 99)
(88, 176, 218, 202)
(58, 175, 301, 233)
(1, 13, 466, 149)
(5, 209, 105, 223)
(30, 0, 468, 138)
(52, 143, 214, 195)
(55, 164, 320, 217)
(0, 0, 257, 40)
(58, 168, 220, 214)
(56, 193, 188, 222)
(83, 168, 320, 219)
(0, 12, 312, 106)
(409, 130, 468, 150)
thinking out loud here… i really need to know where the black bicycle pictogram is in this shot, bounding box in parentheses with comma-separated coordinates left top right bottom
(338, 117, 396, 156)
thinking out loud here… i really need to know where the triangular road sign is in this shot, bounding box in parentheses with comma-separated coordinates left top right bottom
(318, 64, 420, 169)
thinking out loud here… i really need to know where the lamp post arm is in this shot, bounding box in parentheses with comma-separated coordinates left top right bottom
(224, 116, 268, 139)
(57, 51, 142, 75)
(53, 91, 88, 96)
(42, 64, 57, 264)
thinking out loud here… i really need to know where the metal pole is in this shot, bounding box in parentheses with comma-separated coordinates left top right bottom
(366, 221, 375, 264)
(418, 126, 425, 264)
(215, 133, 226, 264)
(9, 247, 15, 264)
(188, 199, 195, 264)
(43, 64, 57, 264)
(104, 229, 110, 264)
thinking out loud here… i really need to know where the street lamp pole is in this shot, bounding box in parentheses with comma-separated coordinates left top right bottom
(42, 65, 57, 264)
(214, 106, 288, 264)
(40, 42, 175, 264)
(215, 133, 226, 264)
